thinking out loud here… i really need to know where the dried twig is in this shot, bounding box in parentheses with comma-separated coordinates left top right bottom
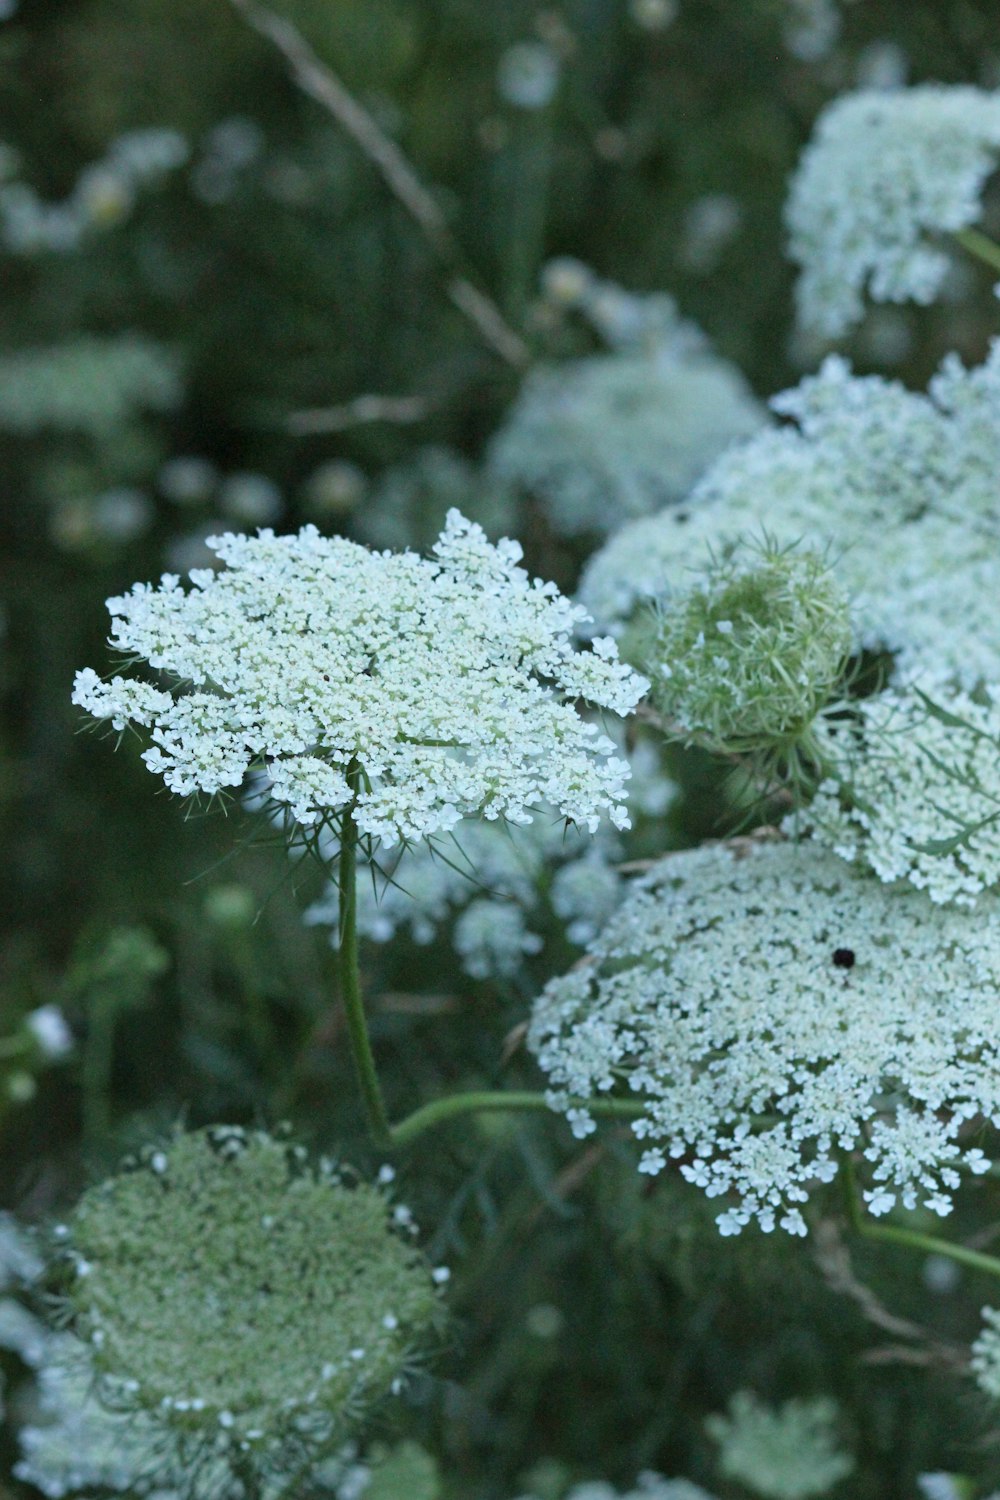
(229, 0, 530, 369)
(286, 392, 433, 436)
(813, 1218, 967, 1371)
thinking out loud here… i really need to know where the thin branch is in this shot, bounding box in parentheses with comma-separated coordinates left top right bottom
(229, 0, 530, 368)
(286, 392, 434, 436)
(812, 1218, 967, 1372)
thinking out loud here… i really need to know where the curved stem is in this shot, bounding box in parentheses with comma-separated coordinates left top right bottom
(955, 226, 1000, 277)
(338, 766, 392, 1148)
(841, 1153, 1000, 1282)
(389, 1089, 647, 1149)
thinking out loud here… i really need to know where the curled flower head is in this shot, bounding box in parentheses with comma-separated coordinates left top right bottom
(579, 344, 1000, 692)
(787, 85, 1000, 336)
(644, 537, 851, 762)
(60, 1128, 444, 1474)
(73, 511, 647, 846)
(529, 839, 1000, 1237)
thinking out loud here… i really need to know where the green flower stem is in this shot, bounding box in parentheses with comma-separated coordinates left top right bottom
(955, 226, 1000, 276)
(841, 1153, 1000, 1282)
(388, 1090, 647, 1148)
(334, 769, 649, 1152)
(338, 766, 393, 1149)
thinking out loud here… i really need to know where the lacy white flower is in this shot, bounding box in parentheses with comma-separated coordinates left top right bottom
(529, 838, 1000, 1236)
(73, 511, 646, 846)
(706, 1392, 853, 1499)
(805, 685, 1000, 906)
(787, 85, 1000, 336)
(971, 1306, 1000, 1400)
(15, 1337, 178, 1499)
(580, 345, 1000, 689)
(488, 298, 763, 536)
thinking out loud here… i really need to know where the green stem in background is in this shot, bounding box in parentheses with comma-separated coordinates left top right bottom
(955, 226, 1000, 277)
(338, 764, 393, 1149)
(841, 1153, 1000, 1282)
(388, 1089, 648, 1149)
(81, 1002, 115, 1143)
(334, 770, 649, 1152)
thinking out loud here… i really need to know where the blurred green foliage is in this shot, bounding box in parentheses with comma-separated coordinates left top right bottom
(4, 1, 1000, 1497)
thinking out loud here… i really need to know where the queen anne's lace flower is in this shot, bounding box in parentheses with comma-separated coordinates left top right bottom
(580, 345, 1000, 690)
(529, 839, 1000, 1237)
(706, 1392, 853, 1500)
(805, 686, 1000, 907)
(787, 85, 1000, 336)
(73, 511, 646, 846)
(487, 307, 763, 536)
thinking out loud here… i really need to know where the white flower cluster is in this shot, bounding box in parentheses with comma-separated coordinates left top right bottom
(73, 511, 646, 846)
(579, 344, 1000, 690)
(805, 687, 1000, 906)
(780, 0, 841, 63)
(706, 1392, 853, 1500)
(15, 1338, 180, 1499)
(971, 1306, 1000, 1401)
(0, 335, 180, 437)
(0, 128, 188, 255)
(488, 279, 764, 536)
(787, 86, 1000, 336)
(529, 839, 1000, 1236)
(305, 738, 674, 979)
(517, 1476, 716, 1500)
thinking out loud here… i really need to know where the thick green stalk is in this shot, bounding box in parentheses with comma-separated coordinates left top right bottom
(338, 767, 393, 1148)
(389, 1089, 647, 1148)
(955, 226, 1000, 277)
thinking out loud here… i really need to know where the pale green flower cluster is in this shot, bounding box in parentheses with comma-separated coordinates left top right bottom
(488, 279, 763, 536)
(787, 86, 1000, 335)
(55, 1129, 444, 1490)
(706, 1392, 853, 1499)
(0, 335, 180, 437)
(645, 540, 850, 759)
(579, 343, 1000, 690)
(73, 510, 646, 845)
(529, 839, 1000, 1236)
(971, 1307, 1000, 1401)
